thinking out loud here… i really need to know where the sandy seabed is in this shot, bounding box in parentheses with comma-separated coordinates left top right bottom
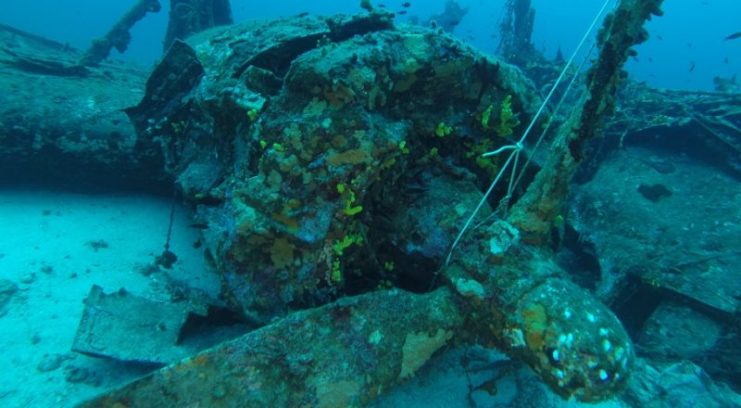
(0, 188, 216, 407)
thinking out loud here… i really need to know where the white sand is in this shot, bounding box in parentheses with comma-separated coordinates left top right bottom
(0, 187, 217, 407)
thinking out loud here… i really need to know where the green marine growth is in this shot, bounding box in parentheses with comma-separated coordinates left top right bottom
(336, 183, 363, 216)
(247, 108, 260, 122)
(481, 95, 520, 138)
(330, 233, 364, 284)
(434, 122, 454, 138)
(465, 138, 499, 177)
(398, 140, 411, 155)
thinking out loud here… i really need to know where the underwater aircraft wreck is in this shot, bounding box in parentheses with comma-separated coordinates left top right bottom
(1, 0, 739, 406)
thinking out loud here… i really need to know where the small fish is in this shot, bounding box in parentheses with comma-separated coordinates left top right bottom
(724, 57, 729, 64)
(401, 1, 411, 7)
(724, 32, 741, 41)
(656, 35, 663, 40)
(689, 61, 695, 72)
(397, 10, 408, 15)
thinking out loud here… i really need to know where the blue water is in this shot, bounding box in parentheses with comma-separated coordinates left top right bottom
(1, 0, 739, 90)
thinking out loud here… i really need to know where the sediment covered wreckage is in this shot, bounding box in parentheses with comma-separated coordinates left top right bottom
(5, 0, 739, 406)
(84, 1, 661, 405)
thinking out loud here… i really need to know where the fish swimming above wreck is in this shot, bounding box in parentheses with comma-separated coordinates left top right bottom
(0, 1, 739, 407)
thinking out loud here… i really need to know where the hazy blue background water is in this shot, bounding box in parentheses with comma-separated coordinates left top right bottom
(1, 0, 739, 90)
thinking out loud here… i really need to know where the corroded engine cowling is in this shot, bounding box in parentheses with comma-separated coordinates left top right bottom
(127, 10, 539, 323)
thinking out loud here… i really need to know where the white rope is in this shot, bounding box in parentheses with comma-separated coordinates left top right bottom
(509, 38, 601, 193)
(444, 0, 616, 265)
(484, 0, 615, 157)
(445, 148, 518, 265)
